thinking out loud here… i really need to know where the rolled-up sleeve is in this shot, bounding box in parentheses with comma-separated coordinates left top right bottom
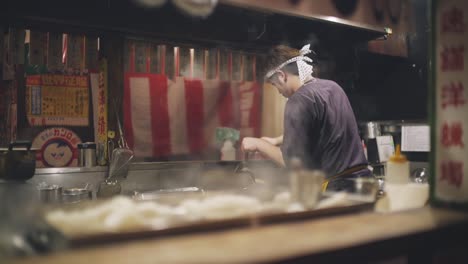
(281, 94, 318, 168)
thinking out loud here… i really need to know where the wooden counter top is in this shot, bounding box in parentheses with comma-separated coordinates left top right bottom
(11, 207, 468, 263)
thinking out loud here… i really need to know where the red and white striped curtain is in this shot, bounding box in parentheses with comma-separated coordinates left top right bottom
(123, 40, 261, 159)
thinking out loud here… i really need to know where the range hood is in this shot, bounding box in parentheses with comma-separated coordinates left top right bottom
(220, 0, 391, 43)
(4, 0, 390, 50)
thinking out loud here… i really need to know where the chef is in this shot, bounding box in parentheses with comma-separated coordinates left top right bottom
(241, 44, 370, 191)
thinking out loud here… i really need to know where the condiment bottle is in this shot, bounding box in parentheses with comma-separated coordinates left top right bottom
(220, 140, 236, 161)
(386, 145, 409, 184)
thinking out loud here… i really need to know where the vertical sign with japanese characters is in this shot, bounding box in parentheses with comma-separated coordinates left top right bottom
(433, 0, 468, 208)
(90, 59, 108, 165)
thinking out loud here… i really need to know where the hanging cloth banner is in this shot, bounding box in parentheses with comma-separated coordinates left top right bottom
(123, 73, 261, 158)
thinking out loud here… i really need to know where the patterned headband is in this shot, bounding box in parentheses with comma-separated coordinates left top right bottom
(265, 44, 314, 85)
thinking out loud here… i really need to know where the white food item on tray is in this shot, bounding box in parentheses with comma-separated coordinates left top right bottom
(46, 196, 180, 235)
(46, 194, 265, 235)
(45, 191, 366, 236)
(179, 194, 262, 220)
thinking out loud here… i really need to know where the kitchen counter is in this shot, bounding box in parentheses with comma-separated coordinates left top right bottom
(10, 206, 468, 263)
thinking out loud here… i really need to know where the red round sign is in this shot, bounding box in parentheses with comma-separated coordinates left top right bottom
(32, 127, 82, 168)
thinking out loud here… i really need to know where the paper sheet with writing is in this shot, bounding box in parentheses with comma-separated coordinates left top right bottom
(26, 75, 90, 126)
(401, 125, 430, 152)
(376, 135, 395, 163)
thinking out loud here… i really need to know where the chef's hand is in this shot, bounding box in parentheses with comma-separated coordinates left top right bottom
(241, 137, 261, 153)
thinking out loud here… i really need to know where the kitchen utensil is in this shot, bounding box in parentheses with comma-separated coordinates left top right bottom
(61, 188, 92, 204)
(97, 148, 134, 198)
(77, 142, 97, 167)
(1, 220, 68, 257)
(97, 101, 134, 198)
(411, 167, 428, 183)
(375, 176, 385, 197)
(234, 152, 256, 185)
(133, 187, 204, 204)
(353, 177, 379, 198)
(107, 148, 134, 182)
(96, 142, 107, 166)
(38, 185, 62, 204)
(0, 141, 36, 181)
(362, 121, 381, 139)
(293, 169, 325, 209)
(107, 130, 116, 161)
(113, 99, 128, 149)
(97, 181, 122, 198)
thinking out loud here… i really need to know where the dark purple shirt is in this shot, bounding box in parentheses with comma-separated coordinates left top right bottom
(281, 78, 368, 178)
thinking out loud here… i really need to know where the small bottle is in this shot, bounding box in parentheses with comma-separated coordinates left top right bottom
(77, 142, 97, 167)
(221, 140, 236, 161)
(386, 145, 410, 184)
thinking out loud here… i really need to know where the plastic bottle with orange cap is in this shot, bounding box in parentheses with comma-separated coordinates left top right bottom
(386, 144, 410, 184)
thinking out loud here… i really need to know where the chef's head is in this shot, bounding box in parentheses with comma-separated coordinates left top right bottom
(264, 45, 313, 98)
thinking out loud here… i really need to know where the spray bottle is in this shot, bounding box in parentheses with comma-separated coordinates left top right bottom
(215, 127, 240, 161)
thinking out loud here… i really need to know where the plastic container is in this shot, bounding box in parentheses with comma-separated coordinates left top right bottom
(77, 142, 97, 167)
(220, 140, 236, 161)
(289, 158, 324, 209)
(385, 145, 409, 184)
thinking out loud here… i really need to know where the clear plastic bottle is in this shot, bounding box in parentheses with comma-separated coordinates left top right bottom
(220, 140, 236, 161)
(385, 145, 410, 184)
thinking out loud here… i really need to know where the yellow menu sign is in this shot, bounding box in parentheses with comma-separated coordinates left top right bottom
(26, 74, 89, 126)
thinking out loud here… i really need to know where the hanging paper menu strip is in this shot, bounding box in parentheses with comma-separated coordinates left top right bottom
(26, 74, 90, 126)
(29, 30, 48, 66)
(13, 28, 25, 65)
(47, 32, 64, 73)
(3, 29, 15, 80)
(67, 34, 85, 72)
(433, 0, 468, 206)
(85, 36, 99, 71)
(134, 41, 147, 73)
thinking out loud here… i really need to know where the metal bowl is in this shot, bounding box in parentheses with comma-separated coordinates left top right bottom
(38, 185, 63, 204)
(61, 188, 92, 204)
(353, 178, 379, 198)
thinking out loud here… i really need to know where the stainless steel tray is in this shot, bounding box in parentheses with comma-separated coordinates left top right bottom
(55, 195, 375, 248)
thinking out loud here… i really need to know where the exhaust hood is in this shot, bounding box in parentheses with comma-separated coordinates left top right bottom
(219, 0, 391, 43)
(4, 0, 390, 50)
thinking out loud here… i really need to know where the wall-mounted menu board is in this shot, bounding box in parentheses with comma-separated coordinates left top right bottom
(25, 74, 90, 126)
(431, 0, 468, 209)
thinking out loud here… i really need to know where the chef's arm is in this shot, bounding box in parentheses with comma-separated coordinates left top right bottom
(261, 135, 284, 146)
(241, 137, 285, 167)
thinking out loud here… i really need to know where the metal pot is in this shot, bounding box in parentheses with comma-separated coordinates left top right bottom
(0, 141, 36, 181)
(62, 188, 92, 203)
(360, 122, 382, 140)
